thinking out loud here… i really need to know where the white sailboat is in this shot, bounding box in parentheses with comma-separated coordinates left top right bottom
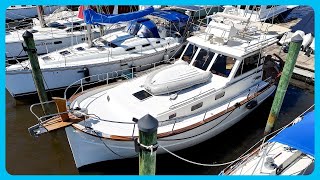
(28, 12, 290, 168)
(5, 7, 118, 61)
(6, 5, 62, 20)
(6, 7, 189, 97)
(220, 108, 314, 175)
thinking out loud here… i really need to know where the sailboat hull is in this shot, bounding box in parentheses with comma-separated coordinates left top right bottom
(6, 46, 179, 97)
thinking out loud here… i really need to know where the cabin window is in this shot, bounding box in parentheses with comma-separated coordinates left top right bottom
(191, 102, 203, 111)
(47, 22, 66, 29)
(242, 54, 260, 74)
(192, 49, 215, 71)
(133, 90, 152, 100)
(210, 55, 236, 77)
(248, 5, 260, 11)
(42, 56, 51, 60)
(59, 50, 71, 56)
(76, 47, 85, 51)
(181, 44, 198, 64)
(215, 92, 225, 100)
(126, 47, 136, 51)
(235, 54, 260, 77)
(142, 43, 151, 47)
(54, 41, 62, 44)
(169, 113, 176, 119)
(266, 5, 278, 9)
(156, 41, 160, 44)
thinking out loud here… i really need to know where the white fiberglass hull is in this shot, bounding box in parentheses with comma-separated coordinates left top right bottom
(6, 31, 100, 60)
(6, 47, 178, 97)
(65, 85, 275, 168)
(6, 6, 61, 20)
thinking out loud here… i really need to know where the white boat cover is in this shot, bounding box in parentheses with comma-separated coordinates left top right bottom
(144, 61, 212, 95)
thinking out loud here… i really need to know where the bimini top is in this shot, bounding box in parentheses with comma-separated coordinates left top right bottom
(269, 111, 314, 157)
(84, 7, 154, 25)
(151, 10, 189, 23)
(126, 18, 160, 38)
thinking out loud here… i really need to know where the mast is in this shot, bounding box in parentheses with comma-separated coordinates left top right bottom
(37, 6, 46, 28)
(85, 5, 93, 48)
(96, 5, 104, 37)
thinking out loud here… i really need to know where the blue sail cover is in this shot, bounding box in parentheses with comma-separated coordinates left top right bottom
(269, 111, 314, 156)
(151, 10, 189, 23)
(84, 7, 154, 25)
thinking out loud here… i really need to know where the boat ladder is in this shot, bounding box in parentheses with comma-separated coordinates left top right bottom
(28, 97, 83, 137)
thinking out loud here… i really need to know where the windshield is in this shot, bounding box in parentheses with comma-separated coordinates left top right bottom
(180, 43, 198, 64)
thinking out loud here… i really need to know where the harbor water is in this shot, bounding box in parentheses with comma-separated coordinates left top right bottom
(6, 84, 314, 175)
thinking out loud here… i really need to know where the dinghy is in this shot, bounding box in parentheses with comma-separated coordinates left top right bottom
(301, 33, 313, 51)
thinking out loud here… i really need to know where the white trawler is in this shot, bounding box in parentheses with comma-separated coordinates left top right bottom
(6, 7, 189, 97)
(207, 5, 298, 22)
(28, 12, 290, 168)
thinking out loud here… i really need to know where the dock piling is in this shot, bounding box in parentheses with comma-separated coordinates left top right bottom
(137, 114, 158, 175)
(23, 31, 51, 115)
(264, 34, 303, 135)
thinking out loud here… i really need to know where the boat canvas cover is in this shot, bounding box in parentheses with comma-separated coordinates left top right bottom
(151, 10, 189, 23)
(291, 11, 314, 35)
(269, 111, 314, 156)
(84, 7, 154, 25)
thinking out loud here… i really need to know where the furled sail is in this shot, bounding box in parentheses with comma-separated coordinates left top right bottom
(84, 7, 154, 25)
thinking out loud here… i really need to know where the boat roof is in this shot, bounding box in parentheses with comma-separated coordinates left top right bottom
(150, 10, 189, 23)
(269, 111, 314, 157)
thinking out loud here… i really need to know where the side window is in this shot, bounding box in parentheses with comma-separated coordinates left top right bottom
(235, 54, 260, 77)
(242, 54, 260, 74)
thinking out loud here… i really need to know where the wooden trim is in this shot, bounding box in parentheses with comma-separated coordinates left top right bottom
(71, 83, 274, 141)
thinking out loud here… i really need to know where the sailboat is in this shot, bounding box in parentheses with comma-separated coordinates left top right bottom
(28, 12, 290, 168)
(6, 7, 189, 97)
(6, 5, 61, 20)
(6, 6, 122, 62)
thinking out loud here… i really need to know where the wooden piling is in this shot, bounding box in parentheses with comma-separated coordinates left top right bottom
(264, 34, 303, 135)
(138, 114, 158, 175)
(22, 31, 51, 115)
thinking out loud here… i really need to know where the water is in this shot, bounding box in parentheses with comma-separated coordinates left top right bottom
(5, 84, 314, 175)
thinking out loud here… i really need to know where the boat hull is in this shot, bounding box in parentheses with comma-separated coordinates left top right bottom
(65, 84, 276, 168)
(6, 6, 61, 20)
(6, 46, 179, 97)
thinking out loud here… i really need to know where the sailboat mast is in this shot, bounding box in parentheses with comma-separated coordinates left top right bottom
(37, 6, 46, 28)
(85, 5, 93, 48)
(96, 5, 104, 37)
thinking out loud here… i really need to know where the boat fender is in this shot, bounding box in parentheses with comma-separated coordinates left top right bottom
(78, 67, 90, 82)
(246, 100, 257, 109)
(276, 164, 283, 175)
